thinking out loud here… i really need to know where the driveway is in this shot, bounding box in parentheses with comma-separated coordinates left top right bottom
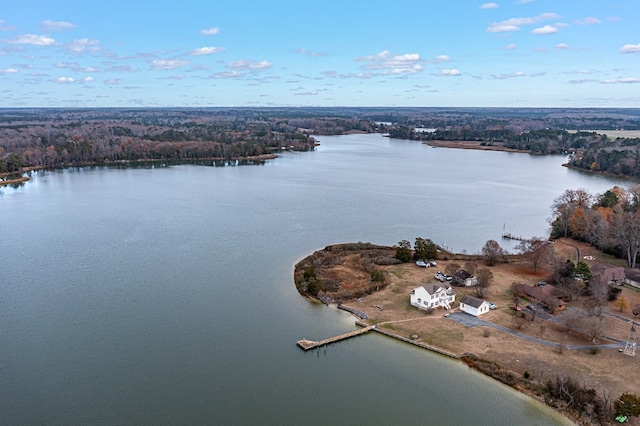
(446, 311, 623, 350)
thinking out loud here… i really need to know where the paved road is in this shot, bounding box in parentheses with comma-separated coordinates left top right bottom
(446, 311, 623, 350)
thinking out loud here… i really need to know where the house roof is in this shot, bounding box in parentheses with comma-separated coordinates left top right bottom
(453, 270, 472, 280)
(522, 285, 565, 306)
(591, 263, 626, 281)
(420, 282, 452, 295)
(460, 294, 486, 308)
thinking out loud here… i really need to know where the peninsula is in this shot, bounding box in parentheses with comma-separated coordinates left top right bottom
(294, 239, 640, 425)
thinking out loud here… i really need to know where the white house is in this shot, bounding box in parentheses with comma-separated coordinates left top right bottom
(459, 295, 490, 317)
(410, 282, 455, 311)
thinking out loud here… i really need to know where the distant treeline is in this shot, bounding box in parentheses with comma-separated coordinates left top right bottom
(388, 126, 640, 179)
(3, 107, 640, 179)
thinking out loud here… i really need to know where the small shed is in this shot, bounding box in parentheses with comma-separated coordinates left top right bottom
(453, 270, 478, 287)
(459, 295, 491, 316)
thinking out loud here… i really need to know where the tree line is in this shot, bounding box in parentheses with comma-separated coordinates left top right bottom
(550, 186, 640, 267)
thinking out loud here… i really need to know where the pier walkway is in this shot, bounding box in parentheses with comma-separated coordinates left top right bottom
(296, 326, 374, 351)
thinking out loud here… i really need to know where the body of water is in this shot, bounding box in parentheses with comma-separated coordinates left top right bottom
(1, 134, 629, 425)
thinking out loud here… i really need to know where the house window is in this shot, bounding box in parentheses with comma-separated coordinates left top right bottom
(417, 298, 421, 303)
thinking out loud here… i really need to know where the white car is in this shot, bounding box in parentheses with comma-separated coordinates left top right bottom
(416, 260, 428, 267)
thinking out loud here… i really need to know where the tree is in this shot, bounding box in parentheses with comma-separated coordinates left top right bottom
(584, 315, 605, 343)
(445, 263, 460, 276)
(550, 189, 592, 238)
(614, 295, 629, 312)
(413, 237, 437, 261)
(475, 268, 494, 298)
(574, 260, 591, 281)
(516, 237, 551, 272)
(614, 393, 640, 418)
(562, 308, 585, 333)
(464, 261, 477, 275)
(395, 240, 412, 263)
(510, 282, 524, 305)
(481, 239, 505, 266)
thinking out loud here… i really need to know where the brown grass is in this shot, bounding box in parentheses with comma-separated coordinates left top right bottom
(333, 238, 640, 409)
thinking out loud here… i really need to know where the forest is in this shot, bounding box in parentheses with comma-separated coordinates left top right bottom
(2, 107, 640, 179)
(549, 186, 640, 268)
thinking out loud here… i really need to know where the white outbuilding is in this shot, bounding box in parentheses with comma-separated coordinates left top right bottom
(459, 295, 491, 316)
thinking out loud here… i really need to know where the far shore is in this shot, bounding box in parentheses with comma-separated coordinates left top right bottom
(0, 154, 279, 187)
(424, 139, 530, 153)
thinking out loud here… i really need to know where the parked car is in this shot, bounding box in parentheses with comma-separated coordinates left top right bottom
(416, 260, 428, 268)
(428, 260, 437, 267)
(435, 271, 452, 282)
(525, 304, 536, 311)
(488, 302, 497, 310)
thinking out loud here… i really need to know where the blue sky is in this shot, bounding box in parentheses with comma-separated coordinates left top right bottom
(1, 0, 639, 108)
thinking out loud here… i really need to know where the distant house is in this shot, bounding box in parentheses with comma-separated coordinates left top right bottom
(452, 270, 478, 287)
(625, 268, 640, 289)
(522, 285, 566, 311)
(591, 263, 626, 285)
(410, 282, 455, 311)
(459, 295, 490, 317)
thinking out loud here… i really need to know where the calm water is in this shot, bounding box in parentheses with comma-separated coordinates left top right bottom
(1, 134, 628, 425)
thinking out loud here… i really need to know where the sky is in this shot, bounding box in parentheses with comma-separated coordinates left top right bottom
(1, 0, 639, 108)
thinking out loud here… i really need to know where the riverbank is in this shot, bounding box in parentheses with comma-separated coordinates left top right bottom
(424, 140, 530, 153)
(296, 239, 640, 425)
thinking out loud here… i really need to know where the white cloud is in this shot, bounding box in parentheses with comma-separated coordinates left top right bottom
(555, 43, 569, 49)
(574, 17, 601, 25)
(492, 72, 526, 79)
(0, 68, 18, 74)
(619, 43, 640, 54)
(210, 71, 242, 79)
(503, 43, 517, 50)
(41, 20, 76, 31)
(601, 77, 639, 84)
(227, 60, 272, 70)
(356, 50, 424, 75)
(54, 76, 75, 83)
(67, 38, 101, 53)
(151, 59, 189, 70)
(480, 3, 499, 9)
(9, 34, 55, 46)
(200, 27, 220, 36)
(486, 12, 559, 33)
(532, 25, 558, 35)
(81, 77, 94, 83)
(105, 78, 121, 85)
(295, 48, 327, 57)
(431, 54, 452, 63)
(189, 46, 225, 56)
(441, 69, 461, 76)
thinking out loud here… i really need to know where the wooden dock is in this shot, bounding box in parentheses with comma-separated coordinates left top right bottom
(296, 326, 375, 351)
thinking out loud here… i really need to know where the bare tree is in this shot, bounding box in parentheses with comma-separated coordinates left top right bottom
(475, 268, 494, 298)
(445, 263, 460, 277)
(464, 261, 477, 275)
(584, 315, 605, 343)
(481, 239, 505, 266)
(516, 237, 551, 272)
(562, 309, 585, 333)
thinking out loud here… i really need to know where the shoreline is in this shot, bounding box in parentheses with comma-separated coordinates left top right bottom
(295, 240, 639, 425)
(424, 139, 530, 153)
